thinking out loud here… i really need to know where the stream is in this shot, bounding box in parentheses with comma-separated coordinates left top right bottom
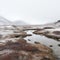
(25, 30, 60, 59)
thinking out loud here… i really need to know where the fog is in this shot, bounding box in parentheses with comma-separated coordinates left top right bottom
(0, 0, 60, 24)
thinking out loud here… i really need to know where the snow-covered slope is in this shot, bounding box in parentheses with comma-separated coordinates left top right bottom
(55, 20, 60, 27)
(42, 20, 60, 28)
(0, 16, 60, 26)
(0, 16, 12, 25)
(0, 16, 28, 25)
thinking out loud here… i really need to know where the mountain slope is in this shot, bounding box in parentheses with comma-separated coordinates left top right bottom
(42, 20, 60, 28)
(0, 16, 28, 25)
(0, 16, 12, 25)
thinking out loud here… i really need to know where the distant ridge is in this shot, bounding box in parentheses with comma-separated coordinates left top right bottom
(0, 16, 12, 25)
(0, 16, 60, 27)
(0, 16, 28, 25)
(13, 20, 28, 25)
(42, 20, 60, 28)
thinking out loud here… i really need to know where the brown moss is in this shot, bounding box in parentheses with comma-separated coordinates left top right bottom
(53, 31, 60, 35)
(43, 27, 54, 29)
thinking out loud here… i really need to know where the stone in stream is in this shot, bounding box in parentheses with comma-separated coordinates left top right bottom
(34, 41, 40, 44)
(58, 44, 60, 47)
(28, 39, 31, 41)
(49, 45, 53, 47)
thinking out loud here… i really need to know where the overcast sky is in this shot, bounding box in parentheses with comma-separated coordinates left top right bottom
(0, 0, 60, 24)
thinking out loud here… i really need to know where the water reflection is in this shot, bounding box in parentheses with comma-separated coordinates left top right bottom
(25, 30, 60, 59)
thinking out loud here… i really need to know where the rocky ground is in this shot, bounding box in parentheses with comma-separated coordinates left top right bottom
(33, 28, 60, 41)
(0, 25, 57, 60)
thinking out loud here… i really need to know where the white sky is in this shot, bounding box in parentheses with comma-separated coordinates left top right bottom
(0, 0, 60, 24)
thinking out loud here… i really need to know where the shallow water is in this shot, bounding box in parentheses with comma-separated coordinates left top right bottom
(25, 30, 60, 59)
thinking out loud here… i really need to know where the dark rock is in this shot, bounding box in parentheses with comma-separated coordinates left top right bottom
(28, 39, 31, 41)
(49, 45, 53, 47)
(34, 41, 40, 44)
(43, 27, 54, 29)
(58, 44, 60, 47)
